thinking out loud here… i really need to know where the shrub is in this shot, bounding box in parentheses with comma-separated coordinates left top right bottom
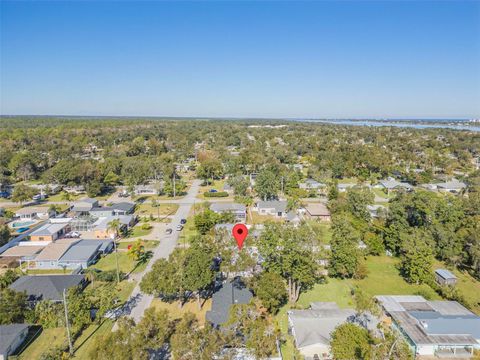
(204, 191, 228, 198)
(141, 223, 152, 230)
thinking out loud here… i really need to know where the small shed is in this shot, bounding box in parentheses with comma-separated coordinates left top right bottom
(435, 269, 457, 286)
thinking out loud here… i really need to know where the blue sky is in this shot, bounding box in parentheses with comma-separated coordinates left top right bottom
(1, 1, 479, 118)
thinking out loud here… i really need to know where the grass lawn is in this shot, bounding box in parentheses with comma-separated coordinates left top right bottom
(136, 203, 179, 217)
(126, 224, 153, 238)
(46, 193, 82, 202)
(118, 240, 159, 250)
(19, 328, 67, 360)
(432, 260, 480, 314)
(178, 217, 198, 245)
(275, 255, 441, 359)
(25, 268, 73, 275)
(150, 298, 212, 325)
(93, 252, 147, 274)
(248, 211, 283, 225)
(196, 179, 233, 200)
(372, 188, 394, 199)
(73, 320, 114, 360)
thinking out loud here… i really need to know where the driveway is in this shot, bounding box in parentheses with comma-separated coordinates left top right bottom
(115, 179, 202, 326)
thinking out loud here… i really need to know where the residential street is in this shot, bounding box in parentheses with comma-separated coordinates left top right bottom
(119, 179, 202, 325)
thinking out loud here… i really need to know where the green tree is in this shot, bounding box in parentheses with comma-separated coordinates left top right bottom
(329, 216, 361, 278)
(0, 288, 28, 324)
(11, 184, 36, 204)
(254, 169, 280, 200)
(194, 209, 219, 235)
(251, 272, 287, 314)
(0, 225, 11, 247)
(170, 313, 224, 360)
(183, 243, 215, 309)
(330, 323, 372, 360)
(400, 230, 434, 284)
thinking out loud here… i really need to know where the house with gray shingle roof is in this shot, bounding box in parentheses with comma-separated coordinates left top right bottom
(255, 200, 288, 217)
(288, 303, 356, 359)
(206, 278, 253, 328)
(0, 323, 30, 360)
(210, 203, 246, 222)
(10, 274, 85, 302)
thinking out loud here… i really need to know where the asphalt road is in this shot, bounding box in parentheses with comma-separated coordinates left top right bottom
(121, 179, 202, 324)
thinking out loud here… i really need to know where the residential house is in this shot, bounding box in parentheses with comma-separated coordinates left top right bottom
(29, 222, 70, 242)
(210, 203, 246, 222)
(435, 269, 457, 286)
(89, 206, 116, 218)
(299, 179, 326, 193)
(436, 179, 467, 194)
(92, 215, 135, 239)
(255, 200, 288, 218)
(111, 202, 135, 215)
(134, 184, 158, 195)
(377, 178, 413, 194)
(63, 185, 85, 194)
(337, 183, 356, 192)
(304, 203, 331, 222)
(206, 278, 253, 328)
(0, 324, 30, 360)
(22, 242, 72, 269)
(375, 295, 480, 357)
(288, 303, 360, 359)
(366, 205, 386, 219)
(14, 207, 55, 220)
(30, 183, 63, 195)
(10, 274, 86, 302)
(71, 198, 99, 216)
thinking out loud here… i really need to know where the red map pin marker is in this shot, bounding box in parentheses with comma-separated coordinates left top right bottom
(232, 223, 248, 250)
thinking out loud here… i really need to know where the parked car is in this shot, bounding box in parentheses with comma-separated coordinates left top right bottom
(180, 218, 187, 224)
(176, 225, 183, 231)
(32, 194, 47, 201)
(209, 189, 218, 193)
(165, 228, 173, 234)
(0, 191, 10, 198)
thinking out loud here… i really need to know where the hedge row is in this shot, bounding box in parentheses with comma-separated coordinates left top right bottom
(204, 191, 229, 197)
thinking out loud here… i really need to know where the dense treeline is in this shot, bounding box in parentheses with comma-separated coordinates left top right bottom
(1, 117, 479, 193)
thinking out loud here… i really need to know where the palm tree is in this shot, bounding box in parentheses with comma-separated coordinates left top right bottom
(107, 219, 122, 283)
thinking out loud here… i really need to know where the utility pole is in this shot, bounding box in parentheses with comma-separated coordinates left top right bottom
(63, 289, 73, 355)
(173, 172, 176, 198)
(112, 234, 120, 284)
(281, 176, 284, 194)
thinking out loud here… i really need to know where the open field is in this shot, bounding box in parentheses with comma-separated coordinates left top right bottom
(93, 251, 148, 274)
(136, 203, 179, 217)
(150, 298, 212, 325)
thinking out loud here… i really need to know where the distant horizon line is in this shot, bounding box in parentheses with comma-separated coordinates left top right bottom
(0, 114, 477, 121)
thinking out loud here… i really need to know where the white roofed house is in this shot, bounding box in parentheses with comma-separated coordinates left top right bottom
(436, 178, 467, 194)
(14, 206, 55, 220)
(71, 198, 99, 216)
(255, 200, 288, 218)
(210, 203, 246, 222)
(299, 179, 326, 194)
(377, 177, 413, 194)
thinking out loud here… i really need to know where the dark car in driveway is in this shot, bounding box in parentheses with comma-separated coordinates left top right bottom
(180, 218, 187, 224)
